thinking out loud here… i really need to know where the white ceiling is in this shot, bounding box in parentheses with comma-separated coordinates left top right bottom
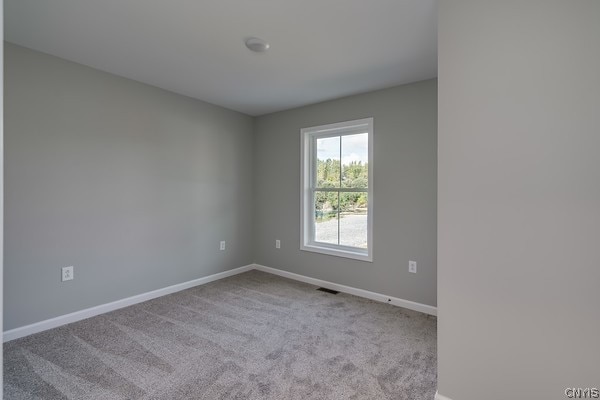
(5, 0, 437, 116)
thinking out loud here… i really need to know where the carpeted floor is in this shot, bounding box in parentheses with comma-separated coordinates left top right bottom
(4, 270, 437, 399)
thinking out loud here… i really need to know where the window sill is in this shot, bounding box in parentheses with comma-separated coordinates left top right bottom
(301, 242, 372, 262)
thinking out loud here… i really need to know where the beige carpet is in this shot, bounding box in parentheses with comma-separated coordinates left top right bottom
(4, 270, 437, 399)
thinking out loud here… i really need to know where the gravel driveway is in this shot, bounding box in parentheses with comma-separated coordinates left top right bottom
(315, 214, 367, 248)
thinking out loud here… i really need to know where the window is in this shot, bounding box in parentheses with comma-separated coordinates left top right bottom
(301, 118, 373, 262)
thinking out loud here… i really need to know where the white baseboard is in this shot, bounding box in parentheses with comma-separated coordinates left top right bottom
(253, 264, 437, 316)
(4, 262, 437, 342)
(3, 264, 254, 342)
(435, 391, 453, 400)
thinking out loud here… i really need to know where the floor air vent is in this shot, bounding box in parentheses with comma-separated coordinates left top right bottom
(317, 287, 339, 295)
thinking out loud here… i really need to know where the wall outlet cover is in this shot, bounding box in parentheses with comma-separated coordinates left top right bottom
(409, 261, 417, 273)
(62, 266, 74, 281)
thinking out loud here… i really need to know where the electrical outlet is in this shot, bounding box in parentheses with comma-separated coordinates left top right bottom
(62, 266, 74, 281)
(220, 241, 226, 251)
(275, 239, 281, 249)
(409, 261, 417, 273)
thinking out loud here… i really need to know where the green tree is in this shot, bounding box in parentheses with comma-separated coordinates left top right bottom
(315, 159, 368, 221)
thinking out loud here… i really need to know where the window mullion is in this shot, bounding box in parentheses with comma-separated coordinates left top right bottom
(315, 187, 365, 192)
(311, 135, 317, 243)
(338, 137, 342, 245)
(339, 135, 342, 187)
(337, 191, 340, 245)
(311, 135, 317, 190)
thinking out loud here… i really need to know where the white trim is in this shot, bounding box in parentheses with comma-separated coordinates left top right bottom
(435, 391, 453, 400)
(301, 242, 371, 262)
(3, 264, 254, 342)
(253, 264, 437, 316)
(302, 119, 371, 135)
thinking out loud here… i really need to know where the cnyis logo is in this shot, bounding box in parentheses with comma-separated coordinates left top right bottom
(565, 388, 600, 398)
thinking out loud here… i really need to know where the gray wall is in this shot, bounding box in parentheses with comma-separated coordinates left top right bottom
(254, 80, 437, 307)
(438, 2, 600, 400)
(4, 43, 254, 330)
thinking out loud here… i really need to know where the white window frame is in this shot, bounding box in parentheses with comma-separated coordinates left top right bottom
(300, 117, 373, 262)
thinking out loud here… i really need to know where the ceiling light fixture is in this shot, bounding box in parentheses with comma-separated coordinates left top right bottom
(245, 37, 270, 53)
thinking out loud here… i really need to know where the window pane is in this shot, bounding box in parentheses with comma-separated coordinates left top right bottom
(316, 136, 340, 188)
(341, 133, 368, 188)
(340, 192, 368, 249)
(314, 191, 338, 245)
